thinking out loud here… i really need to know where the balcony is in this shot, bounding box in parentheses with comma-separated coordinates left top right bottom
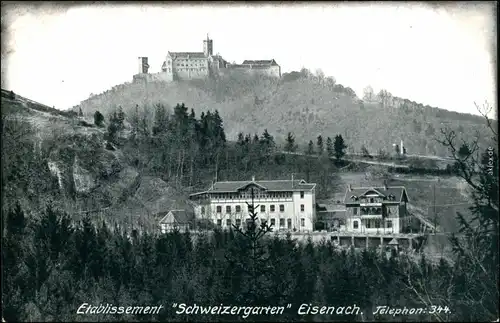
(360, 207, 383, 218)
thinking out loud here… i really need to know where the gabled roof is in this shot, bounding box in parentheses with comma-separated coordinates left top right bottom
(168, 52, 207, 59)
(189, 179, 316, 197)
(343, 186, 408, 204)
(158, 210, 192, 224)
(242, 59, 279, 66)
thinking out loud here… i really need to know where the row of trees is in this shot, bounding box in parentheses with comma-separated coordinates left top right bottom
(284, 132, 348, 161)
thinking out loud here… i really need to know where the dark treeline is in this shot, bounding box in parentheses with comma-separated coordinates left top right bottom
(110, 103, 340, 198)
(2, 200, 496, 322)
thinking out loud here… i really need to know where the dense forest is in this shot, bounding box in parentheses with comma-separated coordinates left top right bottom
(2, 94, 498, 322)
(75, 69, 495, 157)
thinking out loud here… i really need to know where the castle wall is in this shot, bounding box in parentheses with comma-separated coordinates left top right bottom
(174, 66, 209, 80)
(132, 72, 173, 83)
(224, 64, 281, 78)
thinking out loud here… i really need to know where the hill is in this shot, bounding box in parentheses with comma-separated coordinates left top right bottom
(1, 90, 191, 229)
(74, 69, 494, 157)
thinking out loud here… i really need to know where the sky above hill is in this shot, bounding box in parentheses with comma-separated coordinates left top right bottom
(1, 2, 496, 117)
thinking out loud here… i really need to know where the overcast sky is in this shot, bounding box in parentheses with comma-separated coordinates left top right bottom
(1, 2, 496, 116)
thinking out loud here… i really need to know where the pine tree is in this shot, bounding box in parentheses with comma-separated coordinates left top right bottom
(94, 111, 104, 127)
(317, 135, 324, 154)
(333, 135, 347, 161)
(225, 187, 275, 306)
(117, 106, 125, 130)
(326, 137, 334, 157)
(152, 103, 168, 136)
(306, 140, 314, 155)
(284, 132, 297, 152)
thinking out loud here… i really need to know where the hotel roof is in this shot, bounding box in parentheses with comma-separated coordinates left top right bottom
(343, 186, 408, 204)
(190, 179, 316, 197)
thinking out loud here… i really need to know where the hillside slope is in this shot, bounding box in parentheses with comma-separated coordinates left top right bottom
(1, 91, 190, 228)
(74, 71, 493, 157)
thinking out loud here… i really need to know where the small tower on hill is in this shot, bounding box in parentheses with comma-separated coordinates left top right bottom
(138, 57, 150, 74)
(203, 34, 213, 57)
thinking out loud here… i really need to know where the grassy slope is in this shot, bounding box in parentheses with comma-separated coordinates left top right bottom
(74, 72, 492, 157)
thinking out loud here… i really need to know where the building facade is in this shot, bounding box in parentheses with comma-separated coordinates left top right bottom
(342, 184, 415, 234)
(133, 36, 280, 82)
(158, 210, 192, 233)
(189, 177, 316, 232)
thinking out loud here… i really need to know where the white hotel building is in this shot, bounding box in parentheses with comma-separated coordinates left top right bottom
(189, 177, 317, 232)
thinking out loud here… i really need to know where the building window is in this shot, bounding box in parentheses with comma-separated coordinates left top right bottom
(353, 207, 358, 215)
(279, 205, 285, 212)
(300, 204, 305, 212)
(301, 218, 305, 227)
(217, 219, 222, 226)
(201, 206, 205, 215)
(270, 205, 275, 212)
(279, 219, 285, 227)
(366, 220, 372, 228)
(386, 220, 393, 228)
(226, 219, 231, 226)
(236, 219, 241, 227)
(370, 198, 374, 203)
(287, 219, 292, 229)
(300, 191, 304, 198)
(353, 220, 359, 229)
(216, 206, 222, 213)
(261, 218, 267, 225)
(260, 205, 266, 212)
(236, 205, 241, 213)
(226, 206, 231, 214)
(270, 218, 275, 226)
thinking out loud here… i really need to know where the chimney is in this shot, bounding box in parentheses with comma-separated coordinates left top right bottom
(291, 173, 294, 188)
(251, 175, 255, 182)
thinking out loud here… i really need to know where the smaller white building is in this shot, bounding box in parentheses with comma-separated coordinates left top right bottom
(189, 177, 316, 232)
(342, 184, 419, 235)
(157, 210, 192, 233)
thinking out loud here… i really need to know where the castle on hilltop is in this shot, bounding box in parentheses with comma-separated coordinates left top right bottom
(133, 35, 281, 83)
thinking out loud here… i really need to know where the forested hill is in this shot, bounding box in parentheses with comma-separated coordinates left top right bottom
(74, 69, 493, 157)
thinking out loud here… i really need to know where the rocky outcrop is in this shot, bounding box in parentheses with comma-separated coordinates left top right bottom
(47, 161, 63, 190)
(72, 155, 96, 193)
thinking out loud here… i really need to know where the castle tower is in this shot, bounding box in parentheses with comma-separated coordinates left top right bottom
(138, 57, 150, 74)
(203, 34, 213, 57)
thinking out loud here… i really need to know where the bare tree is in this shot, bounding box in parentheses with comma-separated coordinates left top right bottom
(363, 85, 375, 102)
(421, 100, 500, 321)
